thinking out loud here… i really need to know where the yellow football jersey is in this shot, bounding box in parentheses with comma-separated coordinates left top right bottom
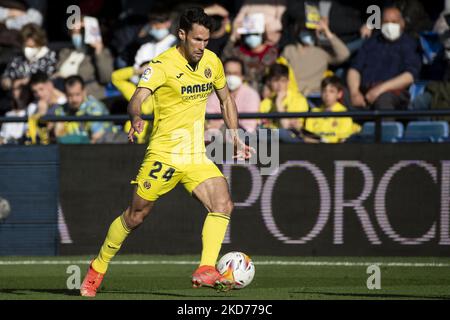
(137, 46, 226, 156)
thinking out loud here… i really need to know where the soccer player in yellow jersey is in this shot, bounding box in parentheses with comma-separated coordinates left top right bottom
(80, 7, 253, 297)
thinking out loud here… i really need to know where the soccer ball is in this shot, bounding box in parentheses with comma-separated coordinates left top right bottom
(217, 252, 255, 289)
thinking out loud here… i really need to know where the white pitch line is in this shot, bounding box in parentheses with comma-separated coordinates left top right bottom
(0, 260, 449, 267)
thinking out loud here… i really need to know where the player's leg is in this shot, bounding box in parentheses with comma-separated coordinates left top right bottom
(92, 190, 154, 273)
(190, 176, 235, 290)
(80, 190, 154, 297)
(193, 176, 233, 267)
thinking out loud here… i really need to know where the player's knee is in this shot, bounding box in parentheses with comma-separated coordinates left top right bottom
(214, 199, 233, 216)
(124, 208, 149, 229)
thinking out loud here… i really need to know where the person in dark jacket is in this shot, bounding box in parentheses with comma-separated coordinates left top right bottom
(347, 6, 422, 110)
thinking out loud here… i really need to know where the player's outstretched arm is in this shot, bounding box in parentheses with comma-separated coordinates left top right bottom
(127, 87, 152, 143)
(215, 86, 255, 160)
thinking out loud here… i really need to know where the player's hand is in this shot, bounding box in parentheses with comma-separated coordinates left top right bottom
(128, 116, 144, 143)
(233, 137, 256, 161)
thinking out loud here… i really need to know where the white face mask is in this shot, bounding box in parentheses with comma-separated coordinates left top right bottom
(381, 23, 402, 41)
(226, 75, 242, 91)
(24, 47, 40, 61)
(244, 34, 263, 49)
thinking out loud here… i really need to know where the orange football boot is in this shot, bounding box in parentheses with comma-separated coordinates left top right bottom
(192, 265, 234, 292)
(80, 262, 104, 297)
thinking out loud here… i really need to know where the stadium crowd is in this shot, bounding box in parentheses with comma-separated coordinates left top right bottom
(0, 0, 449, 145)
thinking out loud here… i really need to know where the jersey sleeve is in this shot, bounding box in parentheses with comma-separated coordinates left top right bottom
(213, 56, 227, 90)
(137, 62, 167, 92)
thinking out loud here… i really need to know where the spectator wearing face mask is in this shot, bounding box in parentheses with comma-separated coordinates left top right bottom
(347, 6, 422, 111)
(54, 17, 114, 100)
(1, 23, 56, 90)
(206, 57, 260, 136)
(0, 0, 42, 31)
(231, 0, 286, 47)
(282, 17, 350, 96)
(222, 13, 278, 95)
(124, 8, 176, 69)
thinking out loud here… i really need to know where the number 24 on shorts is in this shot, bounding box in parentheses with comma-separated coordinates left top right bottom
(149, 161, 176, 182)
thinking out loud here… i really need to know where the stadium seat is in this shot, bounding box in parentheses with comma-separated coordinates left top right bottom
(401, 121, 449, 143)
(306, 92, 322, 108)
(348, 122, 404, 143)
(408, 81, 428, 109)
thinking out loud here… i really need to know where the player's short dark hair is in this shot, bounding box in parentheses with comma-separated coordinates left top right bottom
(321, 76, 344, 92)
(179, 7, 212, 33)
(267, 63, 289, 81)
(64, 75, 85, 90)
(223, 57, 246, 76)
(29, 71, 50, 86)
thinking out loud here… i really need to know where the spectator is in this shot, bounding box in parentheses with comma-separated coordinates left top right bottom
(206, 57, 260, 135)
(132, 8, 177, 69)
(392, 0, 433, 38)
(204, 3, 231, 56)
(282, 17, 350, 96)
(2, 23, 57, 90)
(54, 17, 114, 100)
(434, 2, 450, 74)
(231, 0, 286, 46)
(282, 0, 375, 54)
(0, 0, 43, 30)
(260, 63, 309, 143)
(305, 76, 360, 143)
(412, 5, 450, 112)
(26, 72, 66, 145)
(0, 77, 31, 144)
(347, 6, 422, 111)
(111, 63, 153, 144)
(54, 75, 121, 144)
(223, 13, 279, 95)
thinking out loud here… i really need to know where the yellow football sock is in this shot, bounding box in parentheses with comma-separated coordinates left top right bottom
(92, 214, 131, 274)
(200, 212, 230, 267)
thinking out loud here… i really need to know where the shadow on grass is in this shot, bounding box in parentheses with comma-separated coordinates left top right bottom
(101, 289, 237, 298)
(0, 288, 236, 299)
(291, 291, 450, 300)
(0, 288, 80, 296)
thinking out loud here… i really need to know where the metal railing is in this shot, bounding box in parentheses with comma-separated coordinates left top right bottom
(1, 110, 450, 143)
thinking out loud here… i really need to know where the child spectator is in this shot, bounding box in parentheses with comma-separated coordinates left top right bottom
(0, 77, 31, 144)
(111, 63, 153, 144)
(26, 72, 66, 144)
(305, 76, 360, 143)
(260, 63, 309, 143)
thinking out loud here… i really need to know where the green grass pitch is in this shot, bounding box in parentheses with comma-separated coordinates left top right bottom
(1, 255, 450, 300)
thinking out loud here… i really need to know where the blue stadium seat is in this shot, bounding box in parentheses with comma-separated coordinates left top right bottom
(408, 81, 428, 109)
(401, 121, 449, 143)
(348, 122, 404, 143)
